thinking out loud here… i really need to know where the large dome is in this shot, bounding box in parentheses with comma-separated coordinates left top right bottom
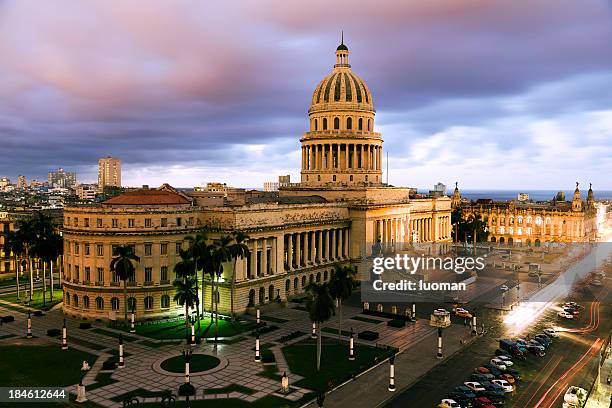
(309, 43, 374, 114)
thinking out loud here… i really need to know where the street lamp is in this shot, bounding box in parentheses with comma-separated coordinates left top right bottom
(118, 335, 125, 368)
(348, 328, 355, 361)
(388, 355, 396, 392)
(26, 311, 32, 339)
(254, 332, 261, 362)
(61, 318, 68, 350)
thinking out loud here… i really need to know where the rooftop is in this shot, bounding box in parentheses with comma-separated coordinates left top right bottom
(103, 187, 191, 206)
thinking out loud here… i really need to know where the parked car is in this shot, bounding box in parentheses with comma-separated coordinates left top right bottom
(558, 311, 574, 319)
(471, 373, 495, 382)
(483, 364, 502, 377)
(534, 335, 551, 347)
(498, 373, 516, 384)
(500, 284, 509, 291)
(494, 356, 514, 366)
(492, 379, 514, 393)
(472, 397, 496, 408)
(464, 382, 486, 392)
(451, 385, 476, 399)
(527, 345, 545, 357)
(490, 358, 508, 370)
(455, 308, 472, 318)
(544, 328, 560, 338)
(564, 307, 580, 315)
(440, 399, 461, 408)
(504, 367, 521, 380)
(481, 382, 506, 397)
(475, 366, 491, 374)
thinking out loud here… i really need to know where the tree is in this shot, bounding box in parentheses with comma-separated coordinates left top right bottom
(3, 230, 24, 299)
(110, 245, 140, 323)
(30, 212, 55, 305)
(14, 217, 36, 300)
(229, 231, 250, 322)
(305, 282, 335, 371)
(212, 235, 233, 342)
(451, 207, 489, 243)
(174, 249, 196, 327)
(185, 233, 207, 330)
(173, 275, 198, 327)
(328, 264, 357, 342)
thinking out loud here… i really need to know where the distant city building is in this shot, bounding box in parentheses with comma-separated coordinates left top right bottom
(0, 177, 11, 189)
(29, 179, 48, 189)
(98, 157, 122, 190)
(76, 184, 98, 201)
(278, 175, 290, 188)
(263, 182, 279, 192)
(517, 192, 530, 202)
(17, 175, 27, 190)
(48, 168, 77, 188)
(429, 182, 447, 197)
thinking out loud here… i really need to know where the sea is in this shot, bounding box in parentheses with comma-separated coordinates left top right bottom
(421, 189, 612, 202)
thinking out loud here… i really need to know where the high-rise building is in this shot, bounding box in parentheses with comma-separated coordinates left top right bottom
(0, 177, 10, 189)
(17, 175, 27, 190)
(278, 175, 290, 187)
(98, 157, 122, 190)
(76, 184, 98, 201)
(48, 168, 77, 188)
(263, 182, 279, 192)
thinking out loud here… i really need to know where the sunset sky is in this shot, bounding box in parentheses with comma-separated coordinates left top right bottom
(1, 0, 611, 190)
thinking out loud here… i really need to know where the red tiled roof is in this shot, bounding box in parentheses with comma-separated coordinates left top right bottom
(103, 189, 191, 205)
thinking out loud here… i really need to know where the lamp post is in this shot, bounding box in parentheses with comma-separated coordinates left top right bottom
(281, 371, 289, 394)
(256, 308, 260, 325)
(130, 308, 136, 333)
(180, 349, 195, 408)
(471, 311, 477, 336)
(62, 318, 68, 350)
(437, 328, 443, 359)
(412, 303, 416, 320)
(75, 377, 87, 403)
(388, 355, 396, 392)
(255, 333, 261, 362)
(348, 329, 355, 361)
(118, 335, 125, 368)
(311, 322, 316, 339)
(27, 311, 32, 339)
(190, 322, 195, 346)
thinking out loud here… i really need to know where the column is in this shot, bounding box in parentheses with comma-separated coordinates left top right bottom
(310, 232, 316, 263)
(287, 234, 293, 270)
(296, 233, 302, 267)
(344, 144, 349, 169)
(378, 148, 382, 172)
(332, 229, 337, 259)
(271, 237, 277, 274)
(352, 144, 357, 170)
(317, 231, 323, 262)
(338, 228, 344, 258)
(363, 144, 369, 170)
(324, 230, 329, 260)
(261, 238, 268, 275)
(250, 240, 257, 278)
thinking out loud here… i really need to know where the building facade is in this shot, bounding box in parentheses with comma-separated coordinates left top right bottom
(98, 157, 122, 190)
(62, 42, 452, 321)
(459, 183, 598, 245)
(48, 168, 77, 188)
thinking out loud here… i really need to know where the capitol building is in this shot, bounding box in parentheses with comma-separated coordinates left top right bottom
(61, 41, 453, 320)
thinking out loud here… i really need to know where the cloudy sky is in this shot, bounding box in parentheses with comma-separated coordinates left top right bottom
(1, 0, 611, 190)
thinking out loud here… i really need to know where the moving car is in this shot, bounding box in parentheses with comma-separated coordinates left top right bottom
(558, 311, 574, 319)
(491, 379, 514, 393)
(455, 308, 472, 318)
(464, 382, 486, 392)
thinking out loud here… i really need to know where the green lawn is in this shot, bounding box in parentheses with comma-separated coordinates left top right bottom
(120, 318, 256, 340)
(0, 288, 63, 311)
(283, 337, 395, 391)
(0, 275, 28, 288)
(139, 394, 315, 408)
(160, 354, 220, 373)
(0, 345, 97, 387)
(91, 328, 138, 342)
(321, 327, 353, 337)
(350, 315, 385, 324)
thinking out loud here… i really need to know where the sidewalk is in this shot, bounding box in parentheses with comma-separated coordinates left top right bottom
(302, 323, 478, 408)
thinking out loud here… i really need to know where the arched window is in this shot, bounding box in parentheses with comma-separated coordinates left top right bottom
(358, 118, 363, 130)
(316, 272, 321, 282)
(347, 117, 352, 130)
(323, 270, 328, 281)
(83, 296, 90, 309)
(128, 297, 137, 312)
(73, 294, 78, 307)
(111, 297, 119, 311)
(161, 295, 170, 309)
(350, 175, 353, 182)
(314, 119, 318, 131)
(293, 277, 298, 290)
(285, 279, 290, 292)
(367, 119, 371, 131)
(309, 274, 314, 283)
(323, 118, 328, 130)
(334, 117, 340, 129)
(258, 287, 265, 304)
(96, 297, 104, 310)
(301, 276, 306, 288)
(65, 292, 70, 305)
(268, 285, 275, 301)
(333, 175, 336, 182)
(144, 296, 153, 310)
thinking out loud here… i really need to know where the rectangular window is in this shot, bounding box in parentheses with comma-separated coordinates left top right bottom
(65, 241, 71, 254)
(175, 242, 182, 253)
(73, 218, 78, 227)
(176, 217, 182, 226)
(74, 243, 79, 255)
(75, 265, 80, 281)
(144, 244, 152, 256)
(97, 218, 103, 228)
(145, 267, 152, 283)
(112, 245, 118, 256)
(145, 218, 152, 227)
(112, 270, 119, 283)
(66, 217, 70, 226)
(112, 218, 118, 228)
(84, 218, 89, 227)
(85, 267, 91, 282)
(161, 218, 167, 227)
(160, 266, 168, 281)
(128, 271, 135, 282)
(188, 217, 194, 226)
(160, 243, 167, 255)
(128, 219, 135, 227)
(96, 244, 104, 256)
(84, 244, 90, 256)
(97, 267, 104, 283)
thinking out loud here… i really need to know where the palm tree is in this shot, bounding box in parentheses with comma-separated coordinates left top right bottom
(186, 233, 207, 330)
(305, 282, 335, 372)
(15, 217, 36, 300)
(174, 249, 196, 327)
(328, 264, 357, 342)
(212, 235, 233, 341)
(110, 245, 140, 323)
(4, 230, 24, 300)
(173, 275, 198, 327)
(229, 231, 250, 322)
(47, 233, 63, 301)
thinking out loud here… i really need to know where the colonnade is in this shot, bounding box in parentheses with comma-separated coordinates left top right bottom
(373, 215, 452, 244)
(285, 227, 349, 270)
(302, 143, 382, 171)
